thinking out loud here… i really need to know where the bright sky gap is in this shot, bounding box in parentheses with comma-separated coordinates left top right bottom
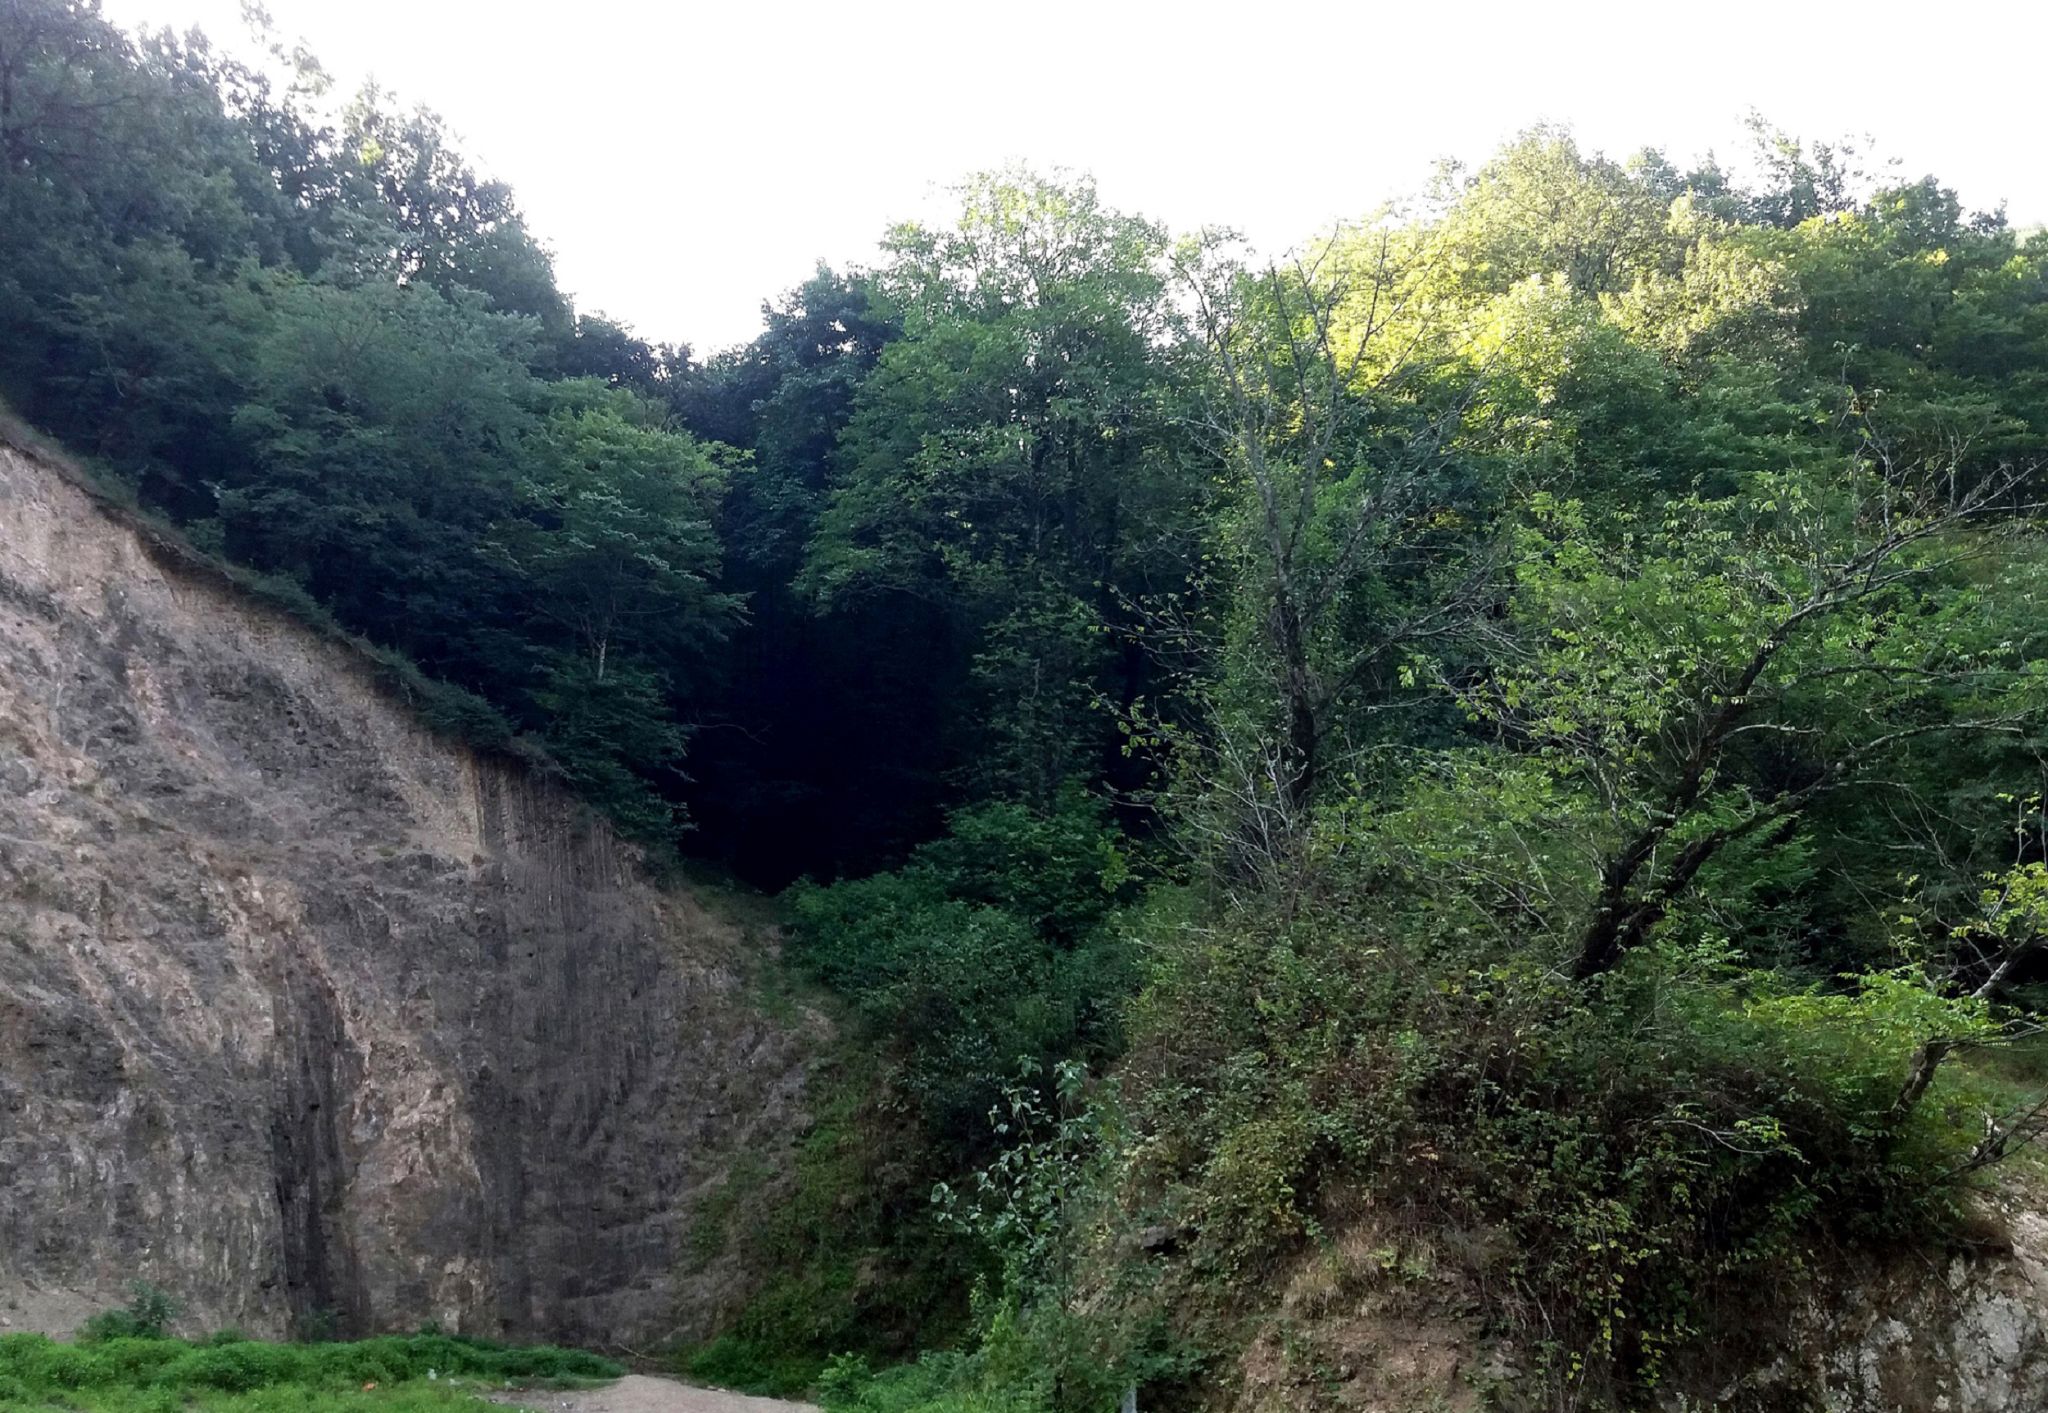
(101, 0, 2048, 353)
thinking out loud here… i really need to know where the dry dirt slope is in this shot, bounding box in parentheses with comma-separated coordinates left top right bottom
(0, 431, 816, 1346)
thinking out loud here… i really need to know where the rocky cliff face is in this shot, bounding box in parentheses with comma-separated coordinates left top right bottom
(0, 435, 812, 1346)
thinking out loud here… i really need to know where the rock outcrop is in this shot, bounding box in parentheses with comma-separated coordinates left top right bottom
(1226, 1194, 2048, 1411)
(1751, 1194, 2048, 1412)
(0, 433, 812, 1345)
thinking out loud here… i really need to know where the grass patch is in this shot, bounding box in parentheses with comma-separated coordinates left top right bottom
(0, 1331, 621, 1410)
(678, 1333, 827, 1400)
(19, 1386, 504, 1413)
(816, 1353, 1030, 1413)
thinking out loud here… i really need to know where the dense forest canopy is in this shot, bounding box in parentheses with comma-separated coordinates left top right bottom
(7, 1, 2048, 1407)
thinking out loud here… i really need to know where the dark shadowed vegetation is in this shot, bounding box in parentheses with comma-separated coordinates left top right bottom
(7, 4, 2048, 1408)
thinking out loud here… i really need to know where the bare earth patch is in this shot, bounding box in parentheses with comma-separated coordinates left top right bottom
(496, 1374, 818, 1413)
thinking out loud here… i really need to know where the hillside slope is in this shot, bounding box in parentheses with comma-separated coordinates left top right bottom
(1210, 1203, 2048, 1411)
(0, 433, 812, 1346)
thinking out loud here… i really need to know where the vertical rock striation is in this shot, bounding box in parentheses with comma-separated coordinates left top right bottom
(0, 438, 812, 1344)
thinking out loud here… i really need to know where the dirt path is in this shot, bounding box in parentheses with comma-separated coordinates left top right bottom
(495, 1374, 819, 1413)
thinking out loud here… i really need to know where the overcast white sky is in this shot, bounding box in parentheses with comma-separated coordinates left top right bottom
(101, 0, 2048, 353)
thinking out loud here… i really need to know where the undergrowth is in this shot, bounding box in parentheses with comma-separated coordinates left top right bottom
(11, 1387, 500, 1413)
(0, 1330, 620, 1410)
(678, 1048, 986, 1398)
(1098, 899, 2035, 1407)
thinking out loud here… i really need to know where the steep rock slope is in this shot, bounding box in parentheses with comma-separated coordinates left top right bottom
(0, 435, 811, 1345)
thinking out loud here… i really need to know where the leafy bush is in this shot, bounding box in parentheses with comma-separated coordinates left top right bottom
(810, 1296, 1192, 1413)
(682, 1333, 828, 1399)
(910, 795, 1135, 941)
(682, 1048, 990, 1386)
(818, 1351, 1036, 1413)
(1108, 898, 2021, 1400)
(695, 796, 1148, 1384)
(78, 1282, 182, 1342)
(159, 1342, 303, 1393)
(787, 796, 1139, 1152)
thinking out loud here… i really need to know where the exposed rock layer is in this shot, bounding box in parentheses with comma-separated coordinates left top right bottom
(1225, 1183, 2048, 1410)
(0, 437, 809, 1344)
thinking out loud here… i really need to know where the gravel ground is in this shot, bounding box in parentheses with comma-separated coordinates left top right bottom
(493, 1375, 819, 1413)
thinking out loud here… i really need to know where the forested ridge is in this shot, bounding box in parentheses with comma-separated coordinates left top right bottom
(8, 1, 2048, 1408)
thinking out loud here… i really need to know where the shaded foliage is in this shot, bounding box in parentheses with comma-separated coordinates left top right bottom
(7, 8, 2048, 1405)
(0, 0, 732, 838)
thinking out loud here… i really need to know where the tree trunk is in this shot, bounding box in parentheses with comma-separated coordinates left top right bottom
(1272, 593, 1318, 814)
(1887, 1038, 1952, 1129)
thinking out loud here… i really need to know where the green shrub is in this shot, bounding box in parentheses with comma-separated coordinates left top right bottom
(809, 1298, 1178, 1413)
(0, 1331, 621, 1401)
(77, 1337, 191, 1386)
(911, 795, 1135, 941)
(785, 809, 1137, 1157)
(1109, 898, 2020, 1401)
(681, 1333, 828, 1399)
(716, 798, 1148, 1383)
(78, 1282, 182, 1342)
(160, 1342, 300, 1392)
(818, 1350, 1040, 1413)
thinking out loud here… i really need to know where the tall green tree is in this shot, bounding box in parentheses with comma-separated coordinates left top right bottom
(806, 170, 1195, 807)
